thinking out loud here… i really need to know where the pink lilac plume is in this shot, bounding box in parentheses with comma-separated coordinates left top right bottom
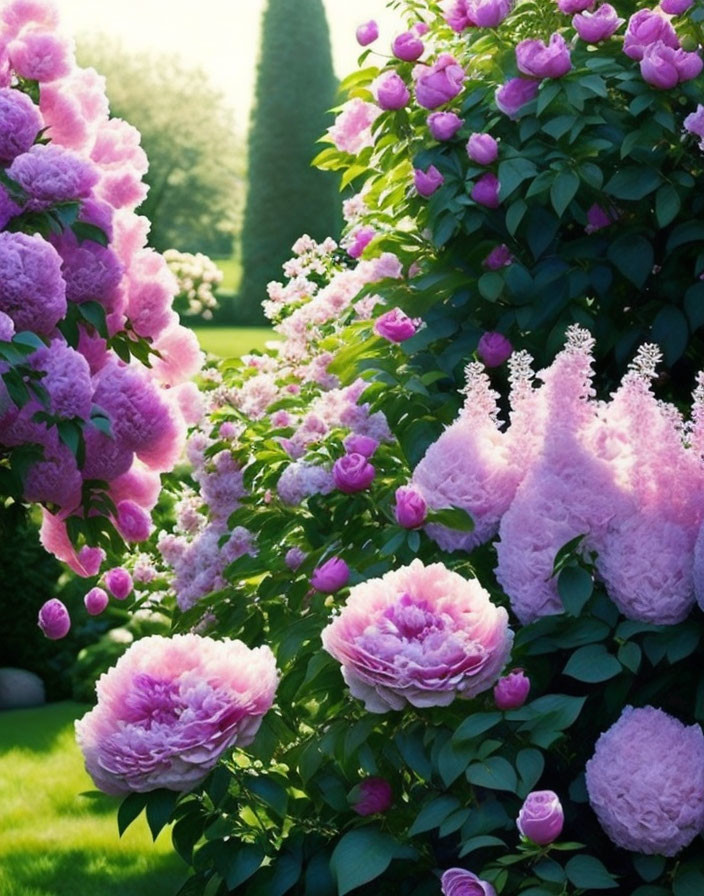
(84, 587, 109, 616)
(0, 231, 66, 335)
(586, 706, 704, 856)
(494, 668, 530, 709)
(321, 559, 513, 713)
(441, 868, 496, 896)
(328, 99, 380, 155)
(75, 634, 279, 794)
(0, 87, 42, 162)
(38, 598, 70, 640)
(351, 777, 393, 815)
(517, 791, 564, 844)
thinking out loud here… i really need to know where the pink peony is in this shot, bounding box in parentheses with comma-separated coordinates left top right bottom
(346, 225, 376, 259)
(393, 31, 424, 61)
(414, 164, 444, 197)
(0, 231, 66, 335)
(428, 110, 463, 140)
(104, 567, 133, 601)
(356, 20, 378, 46)
(517, 791, 564, 845)
(7, 30, 73, 82)
(623, 9, 679, 60)
(640, 42, 703, 89)
(395, 485, 428, 529)
(77, 545, 105, 577)
(586, 706, 704, 856)
(516, 33, 572, 79)
(351, 777, 393, 815)
(344, 433, 378, 457)
(84, 587, 109, 616)
(374, 307, 419, 342)
(414, 54, 466, 109)
(471, 172, 501, 208)
(467, 132, 498, 165)
(311, 556, 350, 593)
(469, 0, 513, 28)
(75, 634, 279, 794)
(374, 71, 410, 111)
(321, 559, 513, 712)
(573, 5, 623, 43)
(115, 500, 152, 543)
(328, 99, 380, 155)
(38, 598, 71, 640)
(494, 668, 530, 709)
(333, 452, 375, 493)
(478, 332, 513, 366)
(441, 869, 497, 896)
(0, 86, 42, 162)
(495, 77, 539, 117)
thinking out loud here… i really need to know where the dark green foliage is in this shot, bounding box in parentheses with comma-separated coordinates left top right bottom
(238, 0, 341, 324)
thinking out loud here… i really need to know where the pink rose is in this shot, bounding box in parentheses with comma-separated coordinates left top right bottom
(517, 791, 565, 845)
(356, 20, 378, 46)
(414, 164, 444, 197)
(494, 668, 531, 709)
(395, 486, 428, 529)
(517, 33, 572, 78)
(471, 172, 501, 208)
(484, 245, 512, 270)
(344, 433, 378, 457)
(441, 868, 497, 896)
(38, 598, 71, 640)
(557, 0, 593, 12)
(573, 4, 623, 43)
(374, 308, 419, 342)
(478, 331, 513, 366)
(428, 111, 464, 140)
(641, 42, 703, 89)
(624, 9, 679, 61)
(84, 587, 109, 617)
(393, 31, 424, 61)
(311, 556, 350, 593)
(495, 77, 539, 117)
(104, 567, 133, 600)
(414, 54, 467, 109)
(350, 777, 393, 815)
(661, 0, 693, 13)
(333, 453, 375, 493)
(374, 71, 410, 110)
(467, 132, 498, 165)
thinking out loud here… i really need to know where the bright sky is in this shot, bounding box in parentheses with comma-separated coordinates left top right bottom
(60, 0, 403, 131)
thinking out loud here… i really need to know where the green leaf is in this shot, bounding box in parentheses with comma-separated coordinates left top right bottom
(558, 565, 593, 616)
(618, 641, 642, 674)
(684, 282, 704, 331)
(563, 645, 622, 683)
(674, 869, 704, 896)
(505, 199, 527, 236)
(550, 170, 579, 218)
(478, 272, 504, 302)
(453, 711, 501, 746)
(667, 220, 704, 252)
(72, 220, 109, 246)
(466, 757, 517, 793)
(222, 844, 265, 890)
(330, 828, 412, 895)
(426, 507, 474, 532)
(565, 855, 618, 889)
(655, 184, 681, 228)
(633, 855, 666, 883)
(498, 157, 538, 201)
(607, 234, 653, 288)
(605, 167, 661, 201)
(117, 792, 147, 837)
(516, 748, 545, 795)
(247, 775, 288, 818)
(651, 306, 688, 366)
(145, 788, 179, 840)
(409, 796, 461, 836)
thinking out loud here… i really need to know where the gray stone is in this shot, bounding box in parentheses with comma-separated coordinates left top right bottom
(0, 667, 46, 709)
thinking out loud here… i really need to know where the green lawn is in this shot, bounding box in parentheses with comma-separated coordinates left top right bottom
(0, 702, 186, 896)
(192, 326, 273, 359)
(213, 255, 242, 293)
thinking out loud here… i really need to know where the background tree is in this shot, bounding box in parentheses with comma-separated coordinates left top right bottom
(77, 40, 244, 259)
(238, 0, 341, 324)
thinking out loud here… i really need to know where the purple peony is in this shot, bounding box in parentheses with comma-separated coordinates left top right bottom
(414, 54, 466, 109)
(104, 567, 133, 600)
(395, 485, 428, 529)
(467, 132, 498, 165)
(494, 668, 530, 709)
(414, 164, 444, 197)
(661, 0, 693, 13)
(393, 31, 424, 61)
(374, 71, 410, 110)
(483, 245, 512, 270)
(586, 706, 704, 856)
(374, 307, 419, 342)
(471, 173, 501, 208)
(517, 791, 564, 845)
(495, 77, 539, 117)
(356, 20, 378, 46)
(557, 0, 592, 11)
(350, 777, 393, 815)
(516, 33, 572, 79)
(75, 634, 279, 793)
(84, 587, 109, 616)
(573, 5, 623, 43)
(478, 332, 513, 366)
(285, 546, 306, 571)
(321, 559, 513, 712)
(115, 500, 152, 543)
(0, 86, 43, 162)
(0, 231, 67, 335)
(8, 143, 98, 207)
(441, 868, 497, 896)
(623, 9, 679, 61)
(38, 598, 71, 640)
(311, 556, 350, 593)
(640, 42, 703, 89)
(428, 111, 463, 141)
(344, 433, 378, 457)
(333, 452, 375, 493)
(470, 0, 513, 28)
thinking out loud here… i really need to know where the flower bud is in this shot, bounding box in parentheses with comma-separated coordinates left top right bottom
(428, 111, 463, 141)
(38, 598, 71, 640)
(285, 547, 306, 571)
(115, 500, 152, 543)
(392, 31, 424, 62)
(333, 453, 375, 493)
(356, 20, 378, 46)
(395, 486, 428, 529)
(311, 556, 350, 593)
(441, 869, 497, 896)
(494, 669, 530, 709)
(77, 544, 105, 577)
(84, 587, 109, 617)
(374, 308, 419, 342)
(471, 173, 501, 208)
(350, 777, 393, 816)
(414, 165, 444, 197)
(467, 132, 498, 165)
(104, 567, 133, 601)
(374, 71, 410, 111)
(344, 434, 378, 457)
(517, 791, 564, 845)
(478, 331, 513, 366)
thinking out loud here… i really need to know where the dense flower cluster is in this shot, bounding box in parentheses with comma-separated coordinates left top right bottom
(163, 249, 222, 320)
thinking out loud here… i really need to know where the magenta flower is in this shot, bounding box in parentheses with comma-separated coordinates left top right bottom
(517, 33, 572, 79)
(346, 225, 376, 259)
(321, 559, 513, 712)
(467, 132, 498, 165)
(428, 111, 463, 140)
(484, 245, 512, 270)
(344, 433, 378, 457)
(470, 0, 513, 28)
(8, 31, 73, 82)
(494, 668, 530, 709)
(441, 868, 497, 896)
(356, 20, 378, 46)
(413, 22, 430, 36)
(471, 173, 501, 208)
(641, 42, 703, 89)
(623, 9, 679, 61)
(495, 77, 539, 117)
(414, 164, 444, 197)
(573, 5, 623, 43)
(38, 599, 71, 640)
(374, 307, 419, 342)
(517, 791, 564, 845)
(395, 485, 428, 529)
(104, 567, 133, 601)
(115, 500, 152, 543)
(586, 706, 704, 856)
(478, 331, 513, 366)
(661, 0, 693, 13)
(333, 452, 376, 493)
(557, 0, 592, 11)
(393, 31, 424, 61)
(414, 54, 467, 109)
(374, 71, 410, 110)
(585, 202, 617, 233)
(84, 587, 109, 617)
(285, 547, 306, 571)
(75, 634, 278, 794)
(350, 777, 393, 816)
(311, 556, 350, 593)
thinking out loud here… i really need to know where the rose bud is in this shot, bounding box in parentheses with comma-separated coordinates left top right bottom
(395, 486, 428, 529)
(517, 791, 565, 845)
(413, 22, 430, 36)
(84, 587, 109, 617)
(344, 433, 378, 457)
(311, 556, 350, 593)
(393, 31, 424, 62)
(38, 598, 71, 640)
(333, 453, 375, 493)
(374, 71, 410, 110)
(374, 308, 419, 342)
(414, 165, 444, 197)
(516, 33, 572, 79)
(494, 669, 531, 709)
(356, 20, 378, 46)
(441, 868, 497, 896)
(478, 331, 513, 366)
(428, 110, 463, 141)
(495, 77, 539, 117)
(467, 132, 499, 165)
(285, 547, 306, 571)
(471, 172, 501, 208)
(484, 244, 512, 270)
(350, 777, 393, 816)
(115, 500, 152, 543)
(104, 567, 133, 601)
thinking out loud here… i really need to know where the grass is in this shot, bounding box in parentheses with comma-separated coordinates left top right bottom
(0, 702, 187, 896)
(213, 255, 242, 293)
(192, 326, 273, 359)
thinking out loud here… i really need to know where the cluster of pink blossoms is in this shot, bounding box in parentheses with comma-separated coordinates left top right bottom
(0, 0, 202, 584)
(407, 326, 704, 626)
